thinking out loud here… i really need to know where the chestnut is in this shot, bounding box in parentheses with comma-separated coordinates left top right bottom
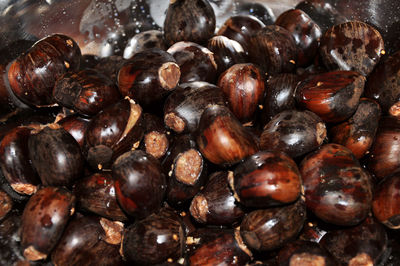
(58, 114, 91, 148)
(141, 113, 171, 160)
(123, 30, 166, 59)
(93, 55, 127, 85)
(235, 2, 275, 25)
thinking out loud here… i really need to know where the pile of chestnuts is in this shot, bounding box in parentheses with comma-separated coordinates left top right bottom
(0, 0, 400, 265)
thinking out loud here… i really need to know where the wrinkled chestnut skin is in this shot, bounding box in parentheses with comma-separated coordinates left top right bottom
(240, 197, 306, 252)
(28, 125, 84, 187)
(218, 63, 265, 124)
(366, 116, 400, 180)
(196, 104, 259, 166)
(372, 173, 400, 229)
(118, 48, 180, 109)
(300, 143, 373, 226)
(249, 25, 297, 75)
(295, 70, 365, 123)
(85, 98, 144, 170)
(58, 114, 91, 148)
(231, 150, 302, 208)
(7, 34, 81, 107)
(330, 98, 381, 159)
(189, 171, 244, 226)
(365, 50, 400, 116)
(123, 30, 166, 60)
(277, 240, 337, 266)
(217, 15, 265, 53)
(186, 228, 252, 266)
(319, 21, 385, 76)
(52, 215, 124, 266)
(0, 126, 40, 195)
(320, 218, 388, 265)
(275, 9, 322, 67)
(20, 186, 75, 261)
(167, 42, 217, 84)
(261, 73, 299, 124)
(164, 81, 227, 134)
(73, 172, 128, 222)
(53, 69, 121, 116)
(164, 0, 216, 46)
(122, 208, 184, 265)
(112, 150, 166, 219)
(260, 110, 327, 158)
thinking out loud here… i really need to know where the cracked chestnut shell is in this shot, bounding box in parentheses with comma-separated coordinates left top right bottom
(141, 113, 170, 160)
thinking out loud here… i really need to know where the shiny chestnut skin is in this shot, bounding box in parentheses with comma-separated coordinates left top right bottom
(7, 34, 81, 107)
(196, 104, 259, 166)
(123, 30, 166, 60)
(240, 197, 306, 252)
(112, 150, 166, 219)
(28, 124, 84, 187)
(53, 68, 121, 116)
(93, 55, 127, 85)
(330, 98, 381, 159)
(300, 143, 373, 226)
(275, 9, 322, 67)
(218, 63, 265, 124)
(167, 42, 217, 84)
(58, 114, 91, 148)
(231, 150, 302, 208)
(249, 25, 297, 75)
(0, 126, 40, 195)
(235, 2, 275, 25)
(319, 21, 385, 76)
(163, 0, 216, 46)
(121, 208, 184, 265)
(295, 70, 365, 123)
(260, 109, 327, 158)
(189, 171, 244, 226)
(366, 116, 400, 180)
(20, 186, 75, 261)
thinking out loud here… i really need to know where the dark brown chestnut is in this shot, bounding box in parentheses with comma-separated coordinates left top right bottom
(240, 197, 306, 252)
(53, 69, 121, 116)
(93, 55, 127, 85)
(58, 114, 91, 148)
(196, 104, 259, 166)
(319, 21, 385, 76)
(123, 30, 166, 59)
(300, 143, 373, 226)
(260, 109, 327, 158)
(217, 63, 265, 124)
(230, 150, 302, 208)
(295, 70, 365, 123)
(112, 150, 166, 219)
(7, 34, 81, 107)
(235, 2, 275, 25)
(189, 171, 244, 226)
(20, 186, 75, 261)
(28, 124, 84, 187)
(163, 0, 216, 46)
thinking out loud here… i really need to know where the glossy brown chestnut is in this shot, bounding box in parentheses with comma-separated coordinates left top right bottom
(121, 208, 184, 265)
(249, 25, 298, 75)
(366, 116, 400, 180)
(235, 2, 275, 25)
(300, 143, 373, 226)
(53, 68, 121, 116)
(117, 48, 180, 109)
(196, 104, 259, 166)
(240, 197, 306, 252)
(186, 228, 252, 266)
(218, 63, 265, 124)
(58, 114, 91, 148)
(167, 42, 217, 84)
(0, 126, 40, 195)
(20, 186, 75, 261)
(319, 21, 385, 76)
(7, 34, 81, 107)
(73, 172, 128, 222)
(330, 98, 381, 159)
(85, 98, 144, 170)
(260, 109, 327, 158)
(28, 124, 84, 187)
(164, 81, 227, 134)
(112, 150, 166, 219)
(123, 30, 166, 59)
(372, 173, 400, 229)
(93, 55, 127, 85)
(295, 70, 365, 123)
(189, 171, 244, 226)
(141, 113, 170, 160)
(163, 0, 216, 46)
(231, 150, 302, 208)
(275, 9, 322, 67)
